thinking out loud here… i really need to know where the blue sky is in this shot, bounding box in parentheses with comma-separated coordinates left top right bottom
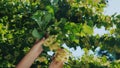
(104, 0, 120, 16)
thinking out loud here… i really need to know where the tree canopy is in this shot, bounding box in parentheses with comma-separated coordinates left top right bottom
(0, 0, 120, 68)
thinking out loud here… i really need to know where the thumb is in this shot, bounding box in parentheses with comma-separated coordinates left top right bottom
(35, 37, 45, 45)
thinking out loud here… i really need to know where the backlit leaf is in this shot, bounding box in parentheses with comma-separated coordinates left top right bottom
(32, 28, 42, 39)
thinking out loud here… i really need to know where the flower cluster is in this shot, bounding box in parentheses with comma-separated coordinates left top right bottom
(54, 48, 70, 62)
(44, 35, 60, 50)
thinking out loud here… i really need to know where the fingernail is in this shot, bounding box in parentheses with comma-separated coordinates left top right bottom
(42, 37, 45, 40)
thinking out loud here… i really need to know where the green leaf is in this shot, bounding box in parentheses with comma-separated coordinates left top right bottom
(83, 24, 93, 35)
(44, 13, 52, 23)
(88, 20, 93, 27)
(74, 39, 79, 44)
(46, 6, 54, 15)
(0, 23, 3, 29)
(6, 34, 13, 39)
(32, 28, 42, 39)
(110, 29, 115, 34)
(51, 0, 58, 5)
(32, 11, 43, 27)
(75, 33, 81, 36)
(80, 31, 86, 37)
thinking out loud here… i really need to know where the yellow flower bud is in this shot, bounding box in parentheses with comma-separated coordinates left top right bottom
(37, 56, 47, 62)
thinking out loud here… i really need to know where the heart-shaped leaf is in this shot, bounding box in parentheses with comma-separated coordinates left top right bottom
(32, 28, 42, 39)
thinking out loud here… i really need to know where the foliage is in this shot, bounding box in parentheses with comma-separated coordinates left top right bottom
(0, 0, 120, 68)
(64, 52, 120, 68)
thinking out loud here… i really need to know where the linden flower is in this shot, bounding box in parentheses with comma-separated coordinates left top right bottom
(37, 65, 41, 68)
(37, 56, 47, 62)
(49, 42, 60, 51)
(54, 48, 70, 62)
(44, 38, 52, 46)
(44, 35, 57, 46)
(93, 0, 100, 3)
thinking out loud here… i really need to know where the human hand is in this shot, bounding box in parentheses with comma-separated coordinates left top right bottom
(49, 59, 64, 68)
(33, 37, 45, 52)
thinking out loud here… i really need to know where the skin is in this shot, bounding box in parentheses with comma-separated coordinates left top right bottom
(16, 38, 64, 68)
(49, 58, 64, 68)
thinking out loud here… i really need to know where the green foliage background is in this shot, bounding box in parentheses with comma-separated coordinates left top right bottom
(0, 0, 120, 68)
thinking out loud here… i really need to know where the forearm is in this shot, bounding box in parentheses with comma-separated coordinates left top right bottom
(16, 38, 45, 68)
(16, 45, 42, 68)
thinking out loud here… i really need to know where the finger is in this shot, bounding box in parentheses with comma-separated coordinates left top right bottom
(35, 39, 39, 43)
(53, 60, 64, 68)
(35, 37, 45, 45)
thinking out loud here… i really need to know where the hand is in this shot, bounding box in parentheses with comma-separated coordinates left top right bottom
(49, 57, 64, 68)
(33, 38, 45, 52)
